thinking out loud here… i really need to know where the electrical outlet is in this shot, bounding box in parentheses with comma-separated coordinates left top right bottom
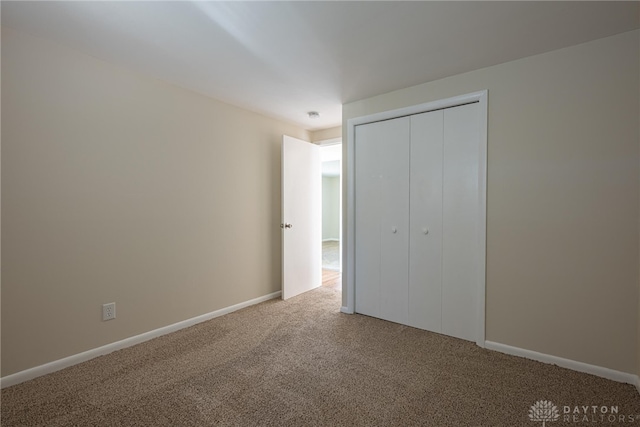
(102, 302, 116, 321)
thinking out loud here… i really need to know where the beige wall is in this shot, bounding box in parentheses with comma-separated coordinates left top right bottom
(311, 126, 341, 143)
(1, 28, 310, 376)
(343, 30, 640, 374)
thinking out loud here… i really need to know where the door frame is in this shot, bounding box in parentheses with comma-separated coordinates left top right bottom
(343, 90, 488, 347)
(319, 139, 343, 273)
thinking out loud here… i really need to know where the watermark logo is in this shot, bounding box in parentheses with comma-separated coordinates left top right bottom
(529, 400, 639, 424)
(529, 400, 560, 426)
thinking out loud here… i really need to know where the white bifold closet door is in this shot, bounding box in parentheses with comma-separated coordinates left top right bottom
(355, 103, 480, 342)
(440, 104, 481, 341)
(409, 109, 444, 333)
(355, 117, 410, 325)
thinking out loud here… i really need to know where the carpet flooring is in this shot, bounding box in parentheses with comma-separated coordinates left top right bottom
(3, 285, 640, 426)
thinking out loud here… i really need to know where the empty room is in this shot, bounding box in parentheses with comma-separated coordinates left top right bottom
(2, 1, 640, 426)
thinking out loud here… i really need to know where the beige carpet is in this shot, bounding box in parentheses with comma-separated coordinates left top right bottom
(3, 286, 640, 426)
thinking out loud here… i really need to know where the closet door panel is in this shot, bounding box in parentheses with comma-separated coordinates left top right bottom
(409, 110, 443, 332)
(354, 117, 410, 324)
(442, 103, 480, 342)
(354, 122, 383, 318)
(378, 118, 410, 325)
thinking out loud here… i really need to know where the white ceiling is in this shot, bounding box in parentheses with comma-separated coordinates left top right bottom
(2, 1, 638, 131)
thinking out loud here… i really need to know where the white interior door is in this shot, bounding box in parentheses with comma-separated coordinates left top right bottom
(282, 135, 321, 300)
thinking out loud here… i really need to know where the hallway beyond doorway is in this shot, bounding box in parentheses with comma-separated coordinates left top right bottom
(322, 269, 341, 290)
(322, 241, 339, 271)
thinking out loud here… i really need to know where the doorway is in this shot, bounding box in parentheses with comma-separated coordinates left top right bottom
(280, 135, 341, 299)
(321, 141, 342, 290)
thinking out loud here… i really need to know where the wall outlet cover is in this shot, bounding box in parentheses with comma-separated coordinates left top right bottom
(102, 302, 116, 321)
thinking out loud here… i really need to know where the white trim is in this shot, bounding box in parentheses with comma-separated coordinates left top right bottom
(316, 137, 341, 147)
(635, 376, 640, 396)
(485, 341, 638, 385)
(475, 91, 488, 348)
(347, 91, 486, 128)
(344, 91, 488, 342)
(344, 116, 356, 314)
(322, 238, 340, 242)
(0, 291, 282, 389)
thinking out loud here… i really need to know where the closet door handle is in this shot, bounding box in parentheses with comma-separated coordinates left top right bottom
(422, 228, 429, 235)
(391, 226, 398, 234)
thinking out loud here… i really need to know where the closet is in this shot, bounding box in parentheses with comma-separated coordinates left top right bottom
(354, 102, 482, 342)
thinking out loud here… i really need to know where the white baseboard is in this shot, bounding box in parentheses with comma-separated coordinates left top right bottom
(322, 238, 339, 242)
(1, 291, 282, 389)
(340, 306, 353, 314)
(485, 340, 638, 386)
(635, 376, 640, 396)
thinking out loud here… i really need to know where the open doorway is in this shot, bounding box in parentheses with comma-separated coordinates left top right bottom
(321, 141, 342, 290)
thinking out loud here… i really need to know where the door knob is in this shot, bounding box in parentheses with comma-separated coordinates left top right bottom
(423, 228, 429, 235)
(285, 223, 293, 229)
(391, 226, 397, 234)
